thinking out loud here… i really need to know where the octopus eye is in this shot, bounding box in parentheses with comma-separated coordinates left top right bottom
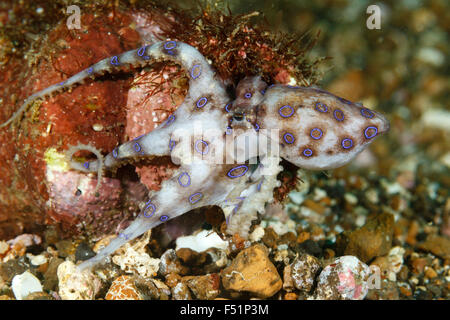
(233, 113, 244, 121)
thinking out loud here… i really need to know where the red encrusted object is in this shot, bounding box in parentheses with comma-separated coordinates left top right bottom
(0, 7, 183, 239)
(0, 2, 318, 240)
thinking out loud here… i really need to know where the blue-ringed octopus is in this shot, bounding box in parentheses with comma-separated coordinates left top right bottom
(0, 40, 390, 270)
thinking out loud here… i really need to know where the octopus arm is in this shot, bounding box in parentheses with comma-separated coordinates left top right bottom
(224, 154, 283, 237)
(77, 160, 235, 270)
(0, 40, 227, 128)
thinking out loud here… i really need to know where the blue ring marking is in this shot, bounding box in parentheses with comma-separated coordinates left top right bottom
(178, 172, 191, 187)
(190, 64, 201, 79)
(227, 165, 249, 178)
(143, 202, 156, 218)
(160, 215, 169, 222)
(257, 180, 263, 191)
(226, 127, 232, 135)
(283, 133, 295, 144)
(87, 67, 93, 74)
(268, 84, 275, 88)
(364, 126, 378, 139)
(287, 85, 300, 89)
(165, 114, 175, 126)
(189, 192, 203, 204)
(278, 105, 294, 118)
(164, 41, 176, 50)
(133, 142, 141, 152)
(225, 103, 231, 113)
(341, 138, 353, 149)
(315, 102, 328, 113)
(110, 56, 119, 66)
(196, 97, 208, 108)
(119, 233, 129, 240)
(195, 140, 209, 155)
(360, 108, 374, 118)
(310, 128, 323, 140)
(261, 89, 266, 95)
(244, 92, 252, 99)
(133, 134, 145, 141)
(58, 81, 66, 86)
(137, 46, 150, 59)
(112, 148, 118, 158)
(83, 161, 89, 169)
(169, 139, 176, 152)
(303, 148, 313, 157)
(254, 123, 260, 131)
(334, 109, 345, 121)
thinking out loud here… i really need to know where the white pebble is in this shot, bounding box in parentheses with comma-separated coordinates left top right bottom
(26, 253, 48, 266)
(11, 271, 43, 300)
(92, 123, 103, 131)
(176, 230, 228, 252)
(249, 225, 265, 242)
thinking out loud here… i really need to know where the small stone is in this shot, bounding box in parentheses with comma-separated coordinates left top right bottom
(149, 279, 171, 300)
(26, 253, 48, 267)
(424, 267, 438, 279)
(92, 235, 115, 253)
(55, 240, 77, 258)
(164, 273, 181, 288)
(411, 257, 428, 274)
(284, 292, 298, 300)
(203, 248, 229, 274)
(172, 282, 192, 300)
(159, 249, 190, 276)
(261, 227, 279, 249)
(290, 254, 321, 292)
(314, 256, 370, 300)
(297, 239, 322, 257)
(0, 257, 29, 283)
(221, 244, 282, 298)
(340, 213, 394, 263)
(57, 261, 102, 300)
(112, 237, 160, 278)
(0, 241, 9, 255)
(43, 257, 64, 291)
(398, 282, 413, 297)
(105, 275, 141, 300)
(418, 235, 450, 260)
(283, 265, 294, 292)
(397, 265, 409, 282)
(296, 231, 310, 244)
(133, 276, 168, 300)
(371, 246, 405, 281)
(23, 291, 54, 300)
(324, 248, 335, 259)
(75, 242, 96, 262)
(414, 287, 433, 300)
(11, 271, 43, 300)
(7, 234, 41, 248)
(249, 225, 265, 242)
(366, 279, 399, 300)
(176, 248, 207, 266)
(183, 273, 220, 300)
